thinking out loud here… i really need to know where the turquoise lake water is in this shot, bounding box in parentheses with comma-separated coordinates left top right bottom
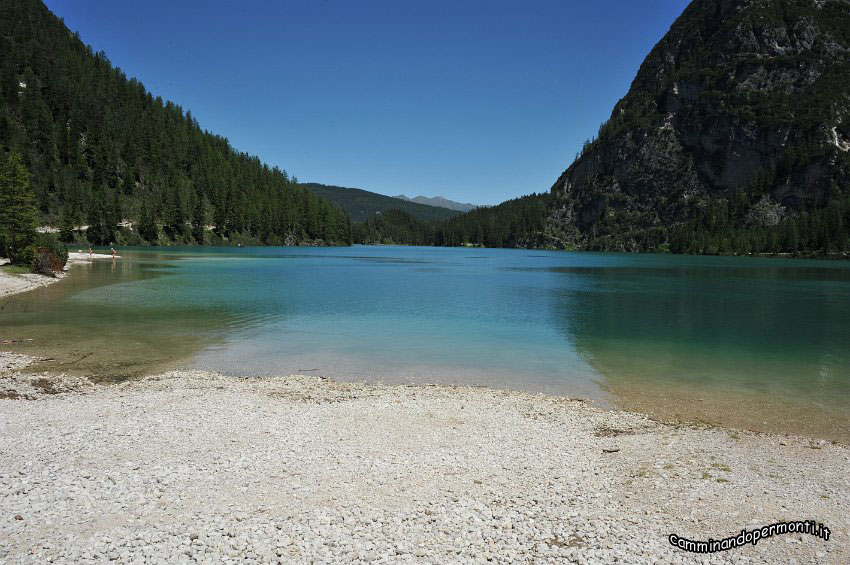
(3, 246, 849, 440)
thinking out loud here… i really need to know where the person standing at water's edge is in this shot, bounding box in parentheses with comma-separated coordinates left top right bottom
(111, 247, 116, 260)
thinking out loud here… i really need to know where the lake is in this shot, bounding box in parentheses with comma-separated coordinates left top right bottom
(2, 246, 849, 441)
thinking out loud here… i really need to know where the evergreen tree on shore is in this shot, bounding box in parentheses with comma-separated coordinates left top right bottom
(0, 152, 38, 261)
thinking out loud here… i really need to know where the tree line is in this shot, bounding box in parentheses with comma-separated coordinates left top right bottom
(353, 194, 552, 248)
(578, 168, 850, 257)
(354, 181, 850, 257)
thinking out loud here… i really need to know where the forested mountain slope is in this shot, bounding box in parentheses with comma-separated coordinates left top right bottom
(302, 183, 460, 222)
(547, 0, 850, 255)
(353, 194, 551, 247)
(0, 0, 351, 246)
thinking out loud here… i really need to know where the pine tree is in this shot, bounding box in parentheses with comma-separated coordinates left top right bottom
(59, 204, 77, 243)
(192, 196, 205, 243)
(137, 201, 158, 243)
(0, 152, 38, 262)
(86, 199, 109, 245)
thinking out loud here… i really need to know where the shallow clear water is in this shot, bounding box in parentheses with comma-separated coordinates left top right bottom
(3, 246, 849, 440)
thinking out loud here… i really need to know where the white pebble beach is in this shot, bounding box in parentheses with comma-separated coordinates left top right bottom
(0, 352, 847, 563)
(0, 254, 115, 299)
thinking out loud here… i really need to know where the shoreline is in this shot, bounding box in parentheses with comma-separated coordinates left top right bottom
(2, 248, 847, 445)
(0, 260, 69, 299)
(0, 252, 118, 299)
(0, 352, 846, 562)
(605, 378, 850, 446)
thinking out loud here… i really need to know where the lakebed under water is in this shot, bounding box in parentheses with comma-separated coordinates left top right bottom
(2, 246, 849, 441)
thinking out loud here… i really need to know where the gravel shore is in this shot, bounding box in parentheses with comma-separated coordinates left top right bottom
(0, 253, 114, 299)
(0, 266, 66, 299)
(0, 353, 847, 563)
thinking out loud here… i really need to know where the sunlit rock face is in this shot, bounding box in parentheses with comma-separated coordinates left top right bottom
(547, 0, 850, 250)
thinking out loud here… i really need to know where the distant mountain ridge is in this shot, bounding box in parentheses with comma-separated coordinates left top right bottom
(393, 194, 479, 213)
(301, 183, 461, 223)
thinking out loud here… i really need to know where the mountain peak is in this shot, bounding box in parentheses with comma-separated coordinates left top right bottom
(393, 195, 479, 213)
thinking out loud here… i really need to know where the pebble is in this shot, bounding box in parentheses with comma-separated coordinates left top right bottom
(0, 353, 846, 563)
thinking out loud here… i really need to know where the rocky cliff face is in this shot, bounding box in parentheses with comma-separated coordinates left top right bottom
(548, 0, 850, 252)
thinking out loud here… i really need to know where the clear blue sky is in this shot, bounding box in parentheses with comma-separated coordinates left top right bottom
(44, 0, 689, 205)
